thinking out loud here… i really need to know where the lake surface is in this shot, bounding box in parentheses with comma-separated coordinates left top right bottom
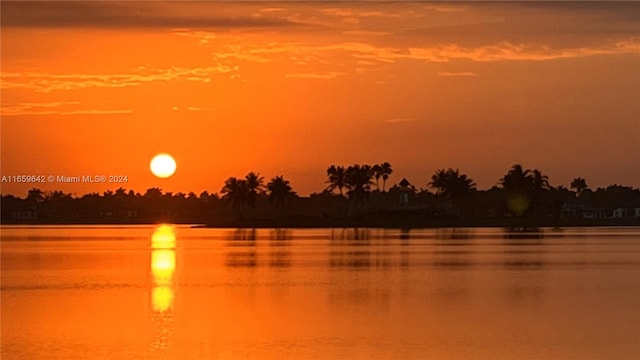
(1, 225, 639, 359)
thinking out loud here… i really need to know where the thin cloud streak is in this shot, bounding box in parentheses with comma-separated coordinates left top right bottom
(438, 72, 479, 77)
(182, 28, 639, 67)
(0, 2, 297, 29)
(1, 102, 132, 117)
(321, 8, 401, 19)
(0, 66, 236, 93)
(285, 71, 346, 79)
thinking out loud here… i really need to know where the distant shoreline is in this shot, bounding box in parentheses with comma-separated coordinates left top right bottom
(2, 216, 639, 228)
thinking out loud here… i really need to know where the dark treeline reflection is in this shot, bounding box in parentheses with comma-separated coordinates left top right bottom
(331, 228, 371, 241)
(268, 229, 292, 268)
(330, 234, 372, 269)
(502, 228, 547, 270)
(224, 228, 293, 268)
(215, 227, 631, 272)
(503, 227, 544, 240)
(225, 229, 257, 267)
(435, 227, 473, 240)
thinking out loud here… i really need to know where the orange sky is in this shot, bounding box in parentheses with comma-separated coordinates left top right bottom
(1, 1, 639, 196)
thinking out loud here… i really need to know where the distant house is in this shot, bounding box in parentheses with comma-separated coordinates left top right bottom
(117, 209, 138, 218)
(561, 203, 584, 217)
(12, 210, 37, 220)
(581, 208, 609, 219)
(562, 203, 609, 219)
(612, 208, 640, 219)
(398, 178, 412, 206)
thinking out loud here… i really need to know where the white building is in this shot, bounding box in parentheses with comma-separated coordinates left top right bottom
(612, 208, 640, 219)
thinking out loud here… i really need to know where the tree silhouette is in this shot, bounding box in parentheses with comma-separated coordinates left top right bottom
(199, 191, 211, 202)
(221, 177, 248, 214)
(267, 175, 297, 208)
(345, 164, 374, 211)
(499, 164, 533, 193)
(326, 165, 348, 196)
(372, 164, 383, 191)
(570, 177, 588, 196)
(144, 187, 163, 200)
(429, 168, 476, 199)
(245, 172, 265, 209)
(220, 172, 264, 216)
(26, 188, 44, 206)
(531, 169, 550, 191)
(499, 164, 537, 216)
(380, 162, 393, 192)
(530, 169, 551, 217)
(3, 163, 640, 226)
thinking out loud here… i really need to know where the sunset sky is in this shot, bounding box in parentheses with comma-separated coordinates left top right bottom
(1, 1, 639, 196)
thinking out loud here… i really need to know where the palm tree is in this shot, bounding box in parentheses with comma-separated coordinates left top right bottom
(499, 164, 533, 193)
(429, 168, 476, 199)
(326, 165, 347, 196)
(267, 175, 297, 208)
(26, 188, 44, 208)
(570, 177, 588, 196)
(499, 164, 534, 216)
(199, 191, 211, 202)
(380, 162, 393, 192)
(531, 169, 550, 192)
(245, 172, 265, 208)
(144, 187, 163, 200)
(221, 177, 248, 214)
(372, 164, 383, 191)
(345, 164, 374, 211)
(114, 187, 127, 198)
(530, 169, 551, 217)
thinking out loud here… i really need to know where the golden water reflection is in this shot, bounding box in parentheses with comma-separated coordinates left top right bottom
(149, 224, 176, 353)
(151, 225, 176, 312)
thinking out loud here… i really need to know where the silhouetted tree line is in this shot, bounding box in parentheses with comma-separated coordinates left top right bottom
(2, 163, 640, 224)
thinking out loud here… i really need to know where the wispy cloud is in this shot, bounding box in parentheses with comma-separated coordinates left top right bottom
(321, 8, 401, 19)
(184, 32, 640, 70)
(342, 30, 391, 37)
(1, 102, 131, 116)
(285, 71, 346, 79)
(0, 65, 236, 93)
(259, 8, 286, 13)
(1, 2, 297, 29)
(186, 106, 210, 111)
(423, 4, 467, 13)
(59, 109, 133, 115)
(411, 40, 640, 62)
(438, 72, 479, 77)
(171, 106, 211, 112)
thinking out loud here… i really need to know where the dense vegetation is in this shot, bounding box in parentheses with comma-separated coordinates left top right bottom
(2, 163, 639, 226)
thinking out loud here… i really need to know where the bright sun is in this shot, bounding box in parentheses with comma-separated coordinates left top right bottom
(150, 154, 177, 178)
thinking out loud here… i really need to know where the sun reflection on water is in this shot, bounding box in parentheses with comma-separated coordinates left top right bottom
(151, 225, 176, 312)
(152, 224, 176, 249)
(149, 224, 176, 353)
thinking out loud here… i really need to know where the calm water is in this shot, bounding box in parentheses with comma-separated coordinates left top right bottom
(1, 225, 639, 359)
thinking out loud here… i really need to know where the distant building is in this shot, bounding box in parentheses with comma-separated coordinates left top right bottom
(562, 203, 609, 219)
(398, 178, 412, 206)
(12, 210, 37, 220)
(117, 209, 138, 218)
(581, 208, 609, 219)
(612, 208, 640, 219)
